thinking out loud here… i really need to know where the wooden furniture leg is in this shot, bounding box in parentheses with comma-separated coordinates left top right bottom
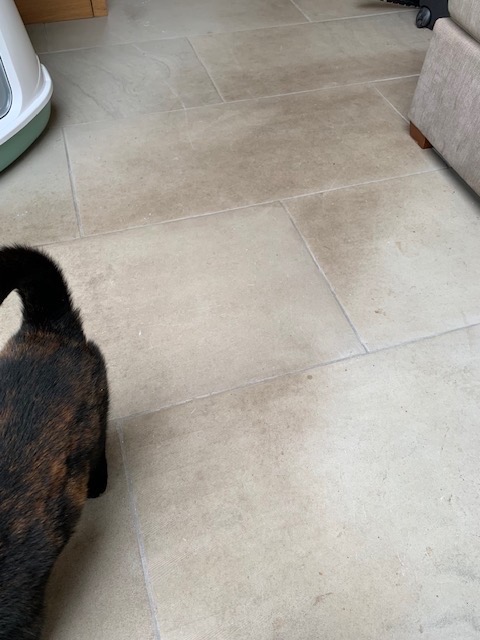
(91, 0, 108, 17)
(410, 122, 433, 149)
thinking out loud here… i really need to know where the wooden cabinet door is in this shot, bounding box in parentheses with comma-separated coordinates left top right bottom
(15, 0, 107, 24)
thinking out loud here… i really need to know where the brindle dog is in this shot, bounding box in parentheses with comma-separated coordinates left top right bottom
(0, 246, 108, 639)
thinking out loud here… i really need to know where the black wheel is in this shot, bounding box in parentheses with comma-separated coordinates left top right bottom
(416, 6, 432, 28)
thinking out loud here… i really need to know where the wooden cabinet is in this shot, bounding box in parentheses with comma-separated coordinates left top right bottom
(15, 0, 107, 24)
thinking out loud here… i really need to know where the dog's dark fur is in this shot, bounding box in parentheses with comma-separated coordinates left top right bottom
(0, 246, 108, 639)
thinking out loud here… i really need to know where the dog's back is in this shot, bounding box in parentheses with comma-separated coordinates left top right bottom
(0, 246, 108, 640)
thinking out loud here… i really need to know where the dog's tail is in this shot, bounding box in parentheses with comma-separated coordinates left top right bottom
(0, 245, 83, 336)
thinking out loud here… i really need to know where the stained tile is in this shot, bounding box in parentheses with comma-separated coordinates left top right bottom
(0, 204, 362, 418)
(41, 39, 221, 126)
(293, 0, 413, 21)
(4, 3, 480, 638)
(374, 75, 419, 119)
(121, 325, 480, 639)
(43, 433, 155, 639)
(287, 170, 480, 349)
(45, 0, 306, 51)
(0, 129, 78, 245)
(65, 85, 442, 235)
(192, 13, 430, 100)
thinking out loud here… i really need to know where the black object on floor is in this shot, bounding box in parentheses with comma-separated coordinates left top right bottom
(381, 0, 450, 29)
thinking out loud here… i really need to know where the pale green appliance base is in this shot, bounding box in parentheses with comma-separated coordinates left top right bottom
(0, 101, 51, 173)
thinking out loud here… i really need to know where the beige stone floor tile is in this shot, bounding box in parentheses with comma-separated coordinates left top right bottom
(293, 0, 412, 21)
(287, 170, 480, 350)
(374, 75, 420, 119)
(121, 325, 480, 639)
(44, 0, 306, 51)
(45, 17, 117, 52)
(0, 203, 362, 418)
(40, 39, 221, 126)
(65, 85, 442, 235)
(43, 433, 155, 640)
(191, 13, 430, 101)
(0, 128, 78, 245)
(26, 24, 49, 53)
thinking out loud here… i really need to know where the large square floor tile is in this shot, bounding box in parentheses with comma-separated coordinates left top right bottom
(293, 0, 412, 21)
(0, 129, 78, 246)
(0, 204, 362, 417)
(41, 39, 221, 126)
(191, 13, 430, 100)
(287, 170, 480, 349)
(43, 434, 155, 639)
(374, 75, 420, 119)
(44, 0, 306, 51)
(65, 85, 441, 234)
(121, 325, 480, 639)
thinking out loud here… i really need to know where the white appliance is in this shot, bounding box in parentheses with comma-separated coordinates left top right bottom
(0, 0, 52, 172)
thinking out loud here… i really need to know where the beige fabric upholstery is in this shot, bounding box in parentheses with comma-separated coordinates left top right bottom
(409, 18, 480, 195)
(450, 0, 480, 43)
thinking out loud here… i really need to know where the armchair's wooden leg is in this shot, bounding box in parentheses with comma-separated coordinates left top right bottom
(410, 122, 432, 149)
(91, 0, 108, 16)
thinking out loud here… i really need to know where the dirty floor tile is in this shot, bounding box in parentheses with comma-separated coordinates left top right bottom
(121, 324, 480, 639)
(293, 0, 412, 21)
(65, 85, 441, 235)
(3, 3, 479, 639)
(45, 0, 306, 51)
(43, 434, 155, 640)
(287, 170, 480, 349)
(0, 203, 361, 417)
(191, 13, 430, 100)
(0, 129, 78, 246)
(41, 39, 221, 126)
(374, 75, 420, 119)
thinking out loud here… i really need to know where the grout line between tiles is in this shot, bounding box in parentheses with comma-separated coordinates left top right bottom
(60, 72, 425, 130)
(41, 10, 413, 54)
(115, 352, 359, 423)
(61, 127, 84, 237)
(373, 74, 419, 85)
(214, 73, 423, 107)
(288, 0, 312, 22)
(372, 84, 409, 123)
(114, 319, 480, 422)
(369, 320, 480, 355)
(302, 8, 414, 23)
(38, 167, 446, 248)
(280, 200, 368, 353)
(116, 425, 163, 640)
(187, 37, 227, 102)
(42, 20, 309, 54)
(280, 168, 447, 203)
